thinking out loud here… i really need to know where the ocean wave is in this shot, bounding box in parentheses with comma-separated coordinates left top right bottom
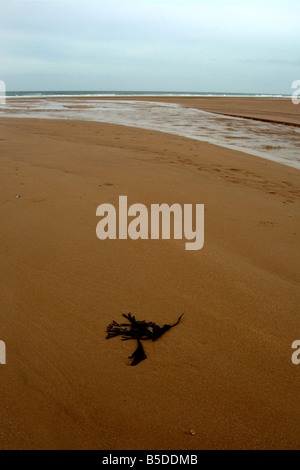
(6, 91, 291, 99)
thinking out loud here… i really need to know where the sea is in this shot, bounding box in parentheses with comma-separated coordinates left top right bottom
(6, 91, 292, 98)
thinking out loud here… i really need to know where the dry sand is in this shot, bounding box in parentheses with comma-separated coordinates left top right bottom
(0, 98, 299, 450)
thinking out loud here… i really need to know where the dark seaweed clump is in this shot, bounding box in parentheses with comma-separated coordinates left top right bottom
(106, 313, 184, 366)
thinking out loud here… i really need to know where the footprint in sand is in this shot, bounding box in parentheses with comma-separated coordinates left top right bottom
(258, 221, 277, 227)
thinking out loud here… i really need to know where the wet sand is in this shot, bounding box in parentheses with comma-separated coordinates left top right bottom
(4, 96, 300, 170)
(0, 104, 299, 449)
(50, 95, 300, 126)
(138, 97, 300, 126)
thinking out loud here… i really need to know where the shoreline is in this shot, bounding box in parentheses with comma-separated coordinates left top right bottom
(1, 115, 299, 171)
(2, 97, 300, 170)
(5, 96, 300, 126)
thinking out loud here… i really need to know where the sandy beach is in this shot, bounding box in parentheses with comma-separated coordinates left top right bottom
(0, 98, 299, 450)
(67, 96, 300, 126)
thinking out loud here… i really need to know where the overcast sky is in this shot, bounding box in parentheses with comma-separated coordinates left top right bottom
(1, 0, 299, 93)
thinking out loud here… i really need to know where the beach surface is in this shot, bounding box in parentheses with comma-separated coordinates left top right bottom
(0, 98, 299, 450)
(131, 96, 300, 126)
(54, 95, 300, 126)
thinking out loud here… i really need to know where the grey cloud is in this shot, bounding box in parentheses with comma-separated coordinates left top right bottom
(1, 0, 300, 93)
